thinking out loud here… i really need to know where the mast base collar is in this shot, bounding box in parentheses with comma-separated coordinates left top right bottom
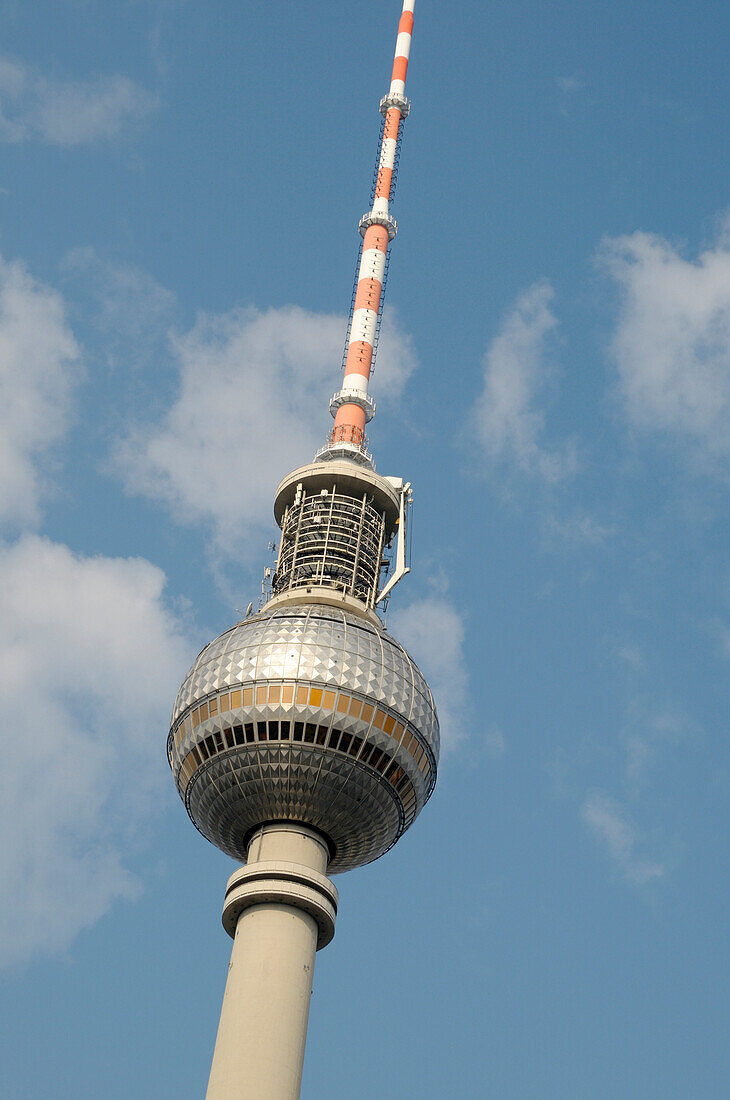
(314, 440, 374, 469)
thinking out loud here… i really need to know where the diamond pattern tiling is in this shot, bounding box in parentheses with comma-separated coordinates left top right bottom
(172, 603, 440, 869)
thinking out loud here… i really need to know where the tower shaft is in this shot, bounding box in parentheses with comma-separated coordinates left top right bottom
(206, 825, 337, 1100)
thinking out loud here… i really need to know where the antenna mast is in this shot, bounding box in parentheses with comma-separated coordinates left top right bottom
(321, 0, 415, 466)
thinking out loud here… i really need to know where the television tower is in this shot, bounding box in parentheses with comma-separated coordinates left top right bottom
(167, 3, 438, 1097)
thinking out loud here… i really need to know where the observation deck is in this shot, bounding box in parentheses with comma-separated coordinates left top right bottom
(168, 603, 439, 873)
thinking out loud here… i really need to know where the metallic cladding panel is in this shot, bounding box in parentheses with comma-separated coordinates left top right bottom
(169, 604, 439, 872)
(187, 746, 402, 872)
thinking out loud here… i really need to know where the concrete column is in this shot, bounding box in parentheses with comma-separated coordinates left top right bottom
(205, 824, 338, 1100)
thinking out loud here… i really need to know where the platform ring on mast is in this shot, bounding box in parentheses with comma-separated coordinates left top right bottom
(379, 92, 411, 118)
(359, 212, 397, 240)
(329, 389, 376, 423)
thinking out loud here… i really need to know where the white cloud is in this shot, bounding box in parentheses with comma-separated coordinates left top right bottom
(623, 706, 690, 791)
(473, 281, 575, 482)
(556, 75, 585, 116)
(544, 510, 615, 546)
(0, 535, 194, 968)
(62, 247, 176, 371)
(389, 596, 468, 753)
(484, 728, 506, 756)
(0, 251, 79, 526)
(600, 218, 730, 462)
(581, 790, 664, 885)
(557, 76, 584, 95)
(116, 303, 415, 546)
(617, 643, 645, 671)
(0, 57, 157, 145)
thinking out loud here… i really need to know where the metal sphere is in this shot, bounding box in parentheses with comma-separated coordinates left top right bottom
(168, 603, 439, 873)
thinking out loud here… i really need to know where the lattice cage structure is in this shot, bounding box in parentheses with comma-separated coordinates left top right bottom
(273, 485, 389, 608)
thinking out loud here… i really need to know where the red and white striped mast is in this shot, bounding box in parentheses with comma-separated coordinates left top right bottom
(321, 0, 415, 467)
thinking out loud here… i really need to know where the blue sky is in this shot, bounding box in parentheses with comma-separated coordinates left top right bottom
(1, 1, 729, 1096)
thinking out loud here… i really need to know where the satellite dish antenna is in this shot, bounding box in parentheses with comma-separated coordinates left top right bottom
(245, 602, 253, 618)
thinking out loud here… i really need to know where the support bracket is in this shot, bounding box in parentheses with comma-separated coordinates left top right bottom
(376, 479, 412, 605)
